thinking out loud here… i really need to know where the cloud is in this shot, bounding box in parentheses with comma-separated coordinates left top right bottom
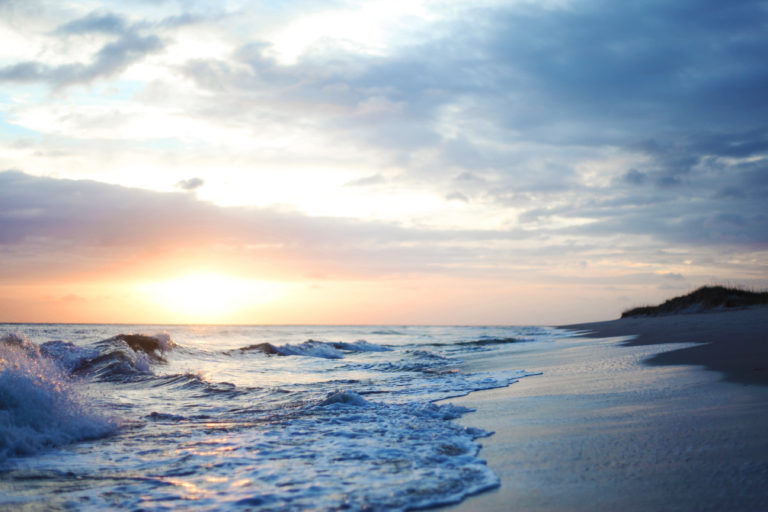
(0, 1, 766, 295)
(165, 0, 768, 195)
(565, 193, 768, 248)
(714, 187, 745, 200)
(0, 35, 163, 88)
(445, 192, 469, 203)
(485, 0, 768, 135)
(55, 11, 129, 35)
(455, 172, 485, 183)
(0, 171, 539, 280)
(4, 169, 764, 294)
(0, 11, 164, 88)
(622, 169, 647, 186)
(344, 174, 386, 187)
(0, 62, 47, 82)
(175, 177, 205, 190)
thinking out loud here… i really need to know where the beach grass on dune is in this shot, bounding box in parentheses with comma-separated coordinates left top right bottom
(621, 285, 768, 318)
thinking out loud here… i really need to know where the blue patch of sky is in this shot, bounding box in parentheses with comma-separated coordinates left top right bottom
(0, 85, 47, 105)
(0, 112, 40, 138)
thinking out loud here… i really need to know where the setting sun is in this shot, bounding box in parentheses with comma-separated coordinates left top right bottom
(138, 272, 286, 323)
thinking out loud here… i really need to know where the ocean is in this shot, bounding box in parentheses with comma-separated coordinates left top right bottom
(0, 324, 571, 511)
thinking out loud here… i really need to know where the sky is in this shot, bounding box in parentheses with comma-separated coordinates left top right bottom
(1, 0, 767, 325)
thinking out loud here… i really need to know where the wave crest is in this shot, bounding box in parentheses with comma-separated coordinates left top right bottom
(100, 333, 174, 360)
(234, 339, 390, 359)
(72, 333, 175, 381)
(0, 334, 116, 461)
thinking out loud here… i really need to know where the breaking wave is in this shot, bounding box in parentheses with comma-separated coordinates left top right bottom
(39, 333, 176, 381)
(0, 334, 116, 461)
(0, 331, 174, 459)
(0, 324, 549, 511)
(233, 339, 391, 359)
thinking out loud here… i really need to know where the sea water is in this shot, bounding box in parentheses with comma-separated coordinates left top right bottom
(0, 324, 566, 510)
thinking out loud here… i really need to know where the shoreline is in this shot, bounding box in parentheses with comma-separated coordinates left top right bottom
(562, 305, 768, 386)
(439, 306, 768, 511)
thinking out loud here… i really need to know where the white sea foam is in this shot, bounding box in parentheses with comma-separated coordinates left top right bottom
(270, 339, 391, 359)
(0, 324, 551, 511)
(277, 340, 346, 359)
(0, 335, 115, 461)
(152, 332, 175, 352)
(331, 340, 391, 352)
(39, 340, 99, 373)
(318, 389, 370, 407)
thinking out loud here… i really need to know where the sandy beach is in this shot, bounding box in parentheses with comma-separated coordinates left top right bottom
(439, 306, 768, 511)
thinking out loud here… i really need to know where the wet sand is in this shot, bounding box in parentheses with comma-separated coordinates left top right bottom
(565, 306, 768, 386)
(439, 307, 768, 511)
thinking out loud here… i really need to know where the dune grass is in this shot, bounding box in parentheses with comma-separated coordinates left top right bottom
(621, 285, 768, 318)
